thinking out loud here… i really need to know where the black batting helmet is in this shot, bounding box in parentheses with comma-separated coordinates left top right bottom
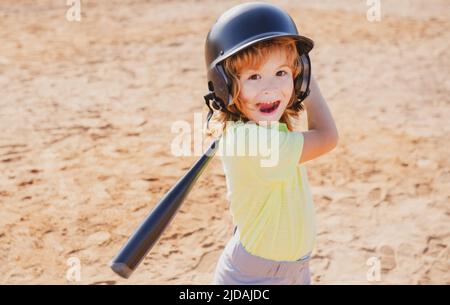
(204, 2, 314, 123)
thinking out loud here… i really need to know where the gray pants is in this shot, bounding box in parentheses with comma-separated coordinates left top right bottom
(212, 228, 311, 285)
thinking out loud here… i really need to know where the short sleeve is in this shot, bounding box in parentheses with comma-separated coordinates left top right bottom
(220, 122, 303, 183)
(249, 128, 303, 182)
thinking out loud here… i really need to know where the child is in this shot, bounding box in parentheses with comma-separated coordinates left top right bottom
(203, 2, 339, 285)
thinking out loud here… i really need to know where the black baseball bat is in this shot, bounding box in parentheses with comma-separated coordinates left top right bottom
(110, 138, 220, 278)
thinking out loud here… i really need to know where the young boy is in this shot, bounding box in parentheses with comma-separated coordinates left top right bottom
(203, 2, 338, 285)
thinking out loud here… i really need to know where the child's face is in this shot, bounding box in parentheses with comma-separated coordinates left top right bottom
(237, 49, 294, 124)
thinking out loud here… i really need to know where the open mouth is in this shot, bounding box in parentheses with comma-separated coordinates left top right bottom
(258, 100, 281, 114)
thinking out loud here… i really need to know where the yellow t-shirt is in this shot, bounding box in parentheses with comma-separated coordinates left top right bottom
(218, 121, 316, 261)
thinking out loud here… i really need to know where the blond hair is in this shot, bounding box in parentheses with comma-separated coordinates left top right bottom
(206, 37, 304, 136)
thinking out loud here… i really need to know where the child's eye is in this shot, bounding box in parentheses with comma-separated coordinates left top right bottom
(277, 70, 288, 77)
(248, 74, 260, 80)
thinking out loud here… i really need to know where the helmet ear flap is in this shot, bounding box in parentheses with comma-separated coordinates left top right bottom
(216, 64, 234, 107)
(206, 64, 232, 110)
(294, 53, 312, 104)
(205, 63, 243, 127)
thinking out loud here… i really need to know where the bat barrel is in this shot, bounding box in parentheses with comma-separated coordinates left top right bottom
(110, 138, 221, 278)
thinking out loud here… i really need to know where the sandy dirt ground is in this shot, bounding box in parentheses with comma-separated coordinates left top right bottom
(0, 0, 449, 284)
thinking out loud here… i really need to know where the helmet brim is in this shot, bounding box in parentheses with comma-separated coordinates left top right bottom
(209, 33, 314, 70)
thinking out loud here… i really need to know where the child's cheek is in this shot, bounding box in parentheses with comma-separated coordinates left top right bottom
(280, 78, 294, 95)
(240, 82, 258, 103)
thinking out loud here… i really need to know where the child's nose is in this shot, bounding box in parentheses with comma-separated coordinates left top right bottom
(261, 81, 278, 95)
(261, 75, 281, 90)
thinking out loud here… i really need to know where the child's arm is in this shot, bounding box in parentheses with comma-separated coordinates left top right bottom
(299, 75, 339, 164)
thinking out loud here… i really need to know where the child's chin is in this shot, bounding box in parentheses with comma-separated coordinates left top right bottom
(253, 115, 281, 124)
(257, 111, 281, 121)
